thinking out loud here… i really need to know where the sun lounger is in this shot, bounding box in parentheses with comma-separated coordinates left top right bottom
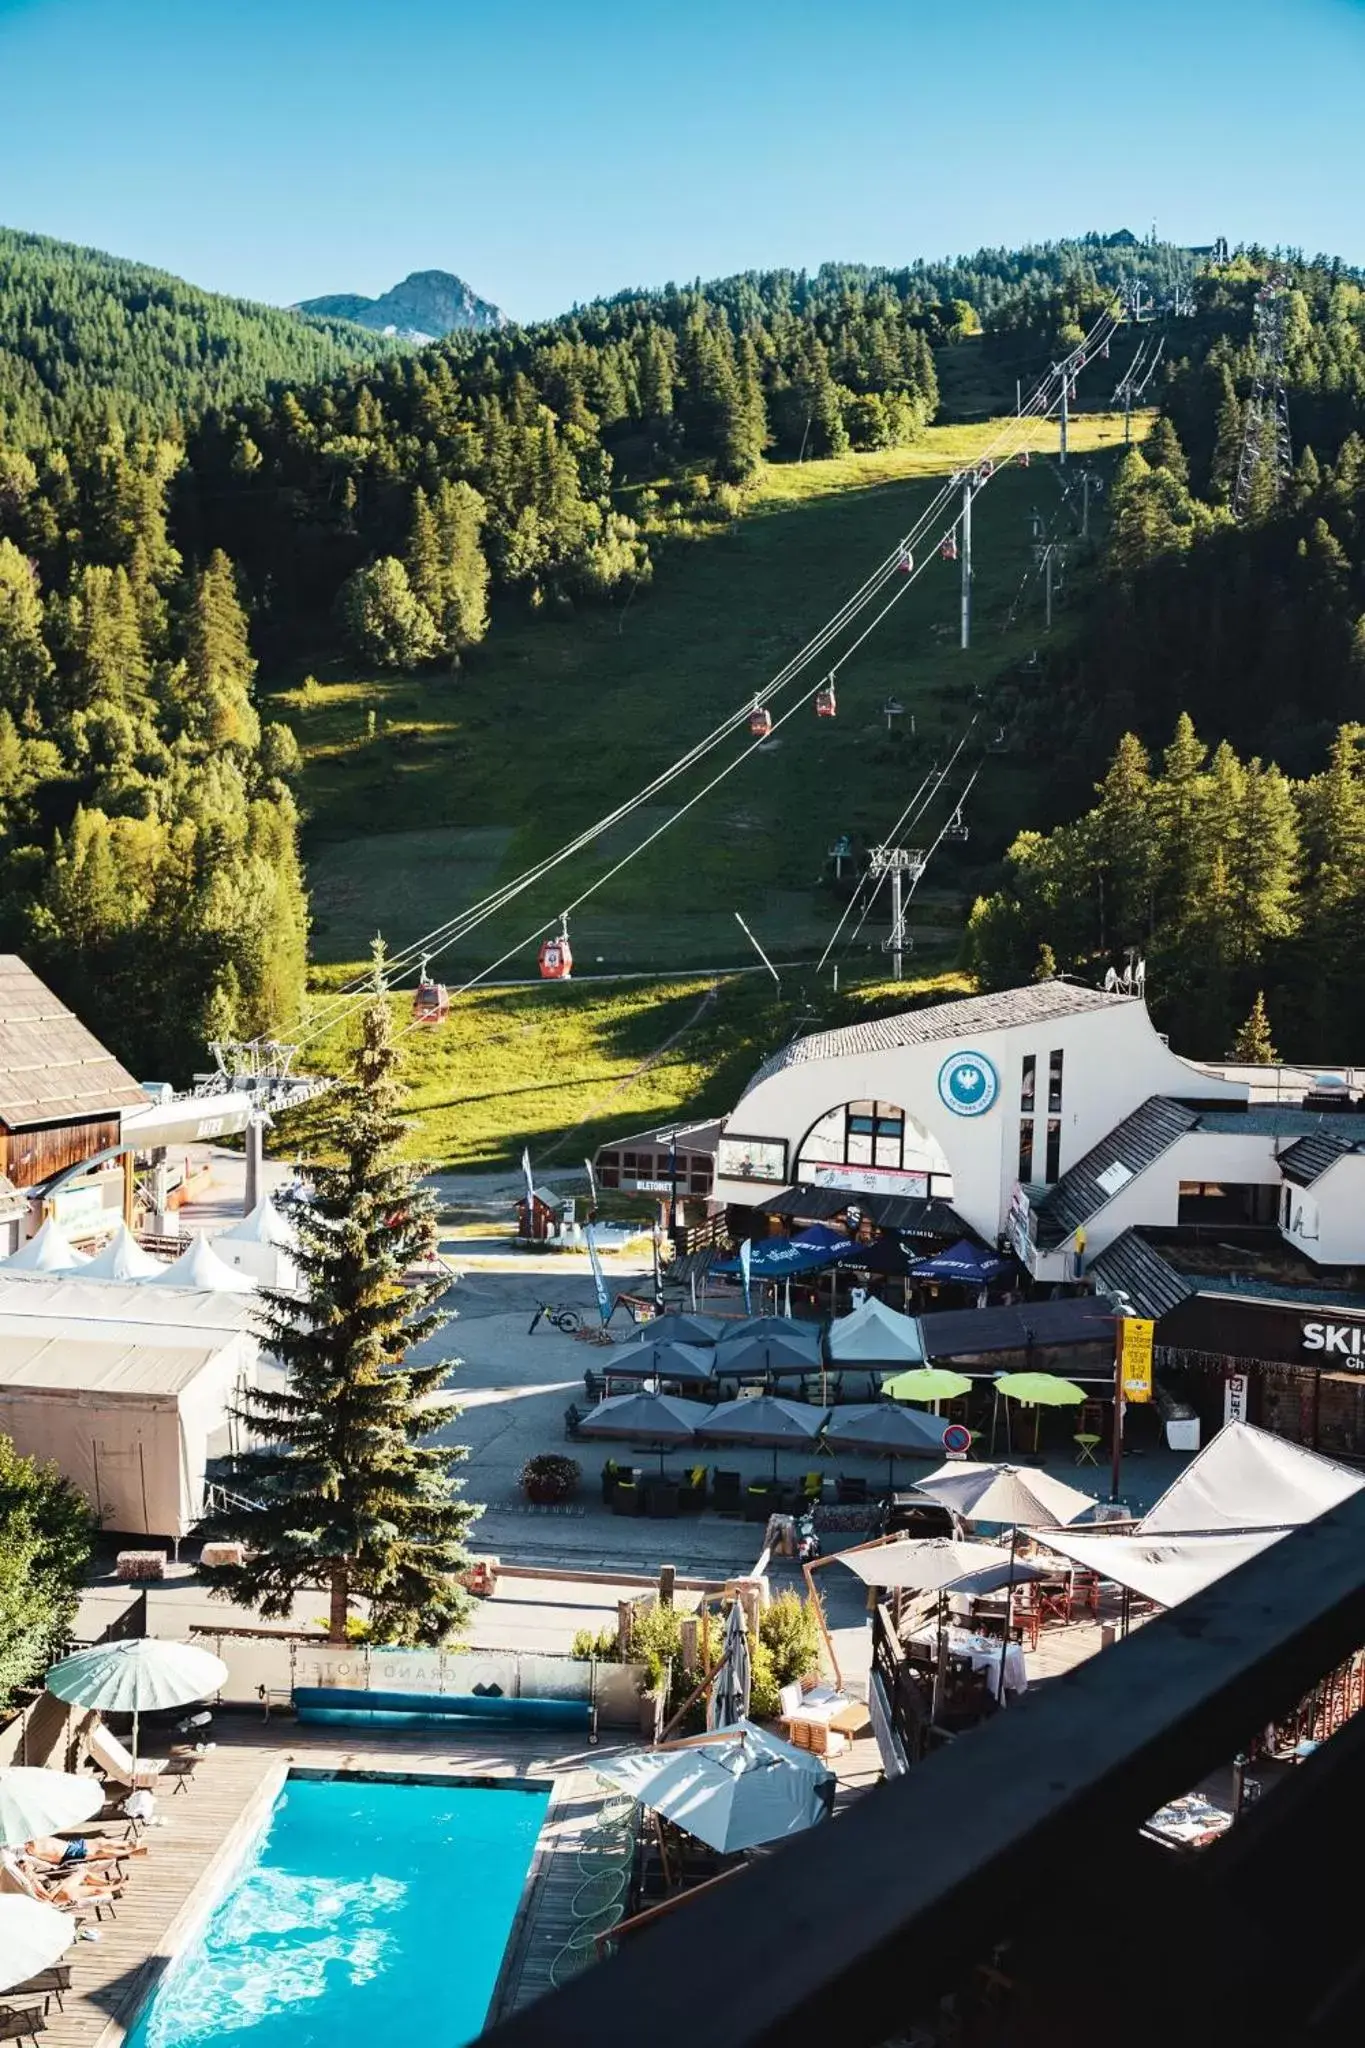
(0, 2003, 45, 2045)
(0, 1850, 118, 1921)
(3, 1967, 70, 2017)
(87, 1721, 206, 1795)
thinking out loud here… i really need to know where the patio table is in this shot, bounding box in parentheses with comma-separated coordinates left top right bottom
(905, 1625, 1028, 1698)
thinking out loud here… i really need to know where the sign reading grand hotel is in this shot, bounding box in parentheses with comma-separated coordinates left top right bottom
(1302, 1320, 1365, 1362)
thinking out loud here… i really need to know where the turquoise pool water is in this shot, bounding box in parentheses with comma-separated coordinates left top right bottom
(124, 1776, 549, 2048)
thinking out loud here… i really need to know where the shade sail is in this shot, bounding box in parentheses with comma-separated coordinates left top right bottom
(574, 1391, 712, 1442)
(995, 1371, 1087, 1406)
(913, 1460, 1095, 1527)
(80, 1224, 164, 1282)
(46, 1637, 227, 1715)
(630, 1313, 724, 1347)
(885, 1366, 973, 1403)
(833, 1536, 1016, 1592)
(1142, 1419, 1364, 1535)
(1031, 1526, 1285, 1608)
(146, 1235, 256, 1294)
(0, 1895, 73, 1995)
(596, 1722, 832, 1852)
(3, 1221, 87, 1275)
(910, 1238, 1012, 1284)
(827, 1296, 924, 1365)
(714, 1320, 822, 1377)
(601, 1342, 716, 1385)
(698, 1395, 827, 1446)
(823, 1403, 946, 1456)
(0, 1767, 103, 1848)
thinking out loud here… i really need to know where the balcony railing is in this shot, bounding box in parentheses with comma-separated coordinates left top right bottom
(482, 1488, 1365, 2048)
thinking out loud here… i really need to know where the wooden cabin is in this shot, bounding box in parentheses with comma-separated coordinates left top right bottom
(0, 957, 146, 1191)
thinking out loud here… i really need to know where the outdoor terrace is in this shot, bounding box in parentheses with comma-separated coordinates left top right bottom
(485, 1485, 1365, 2048)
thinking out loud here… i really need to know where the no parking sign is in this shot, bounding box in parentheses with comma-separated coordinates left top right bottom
(942, 1422, 972, 1459)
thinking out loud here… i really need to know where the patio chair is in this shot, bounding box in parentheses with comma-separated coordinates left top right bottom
(549, 1918, 621, 1989)
(572, 1865, 629, 1919)
(3, 1968, 69, 2017)
(0, 2005, 44, 2046)
(678, 1466, 707, 1511)
(87, 1720, 204, 1795)
(610, 1477, 643, 1516)
(563, 1403, 583, 1441)
(800, 1471, 824, 1504)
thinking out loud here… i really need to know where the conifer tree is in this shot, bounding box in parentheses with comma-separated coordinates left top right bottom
(1231, 991, 1277, 1064)
(338, 556, 439, 668)
(0, 539, 55, 716)
(204, 972, 478, 1643)
(180, 549, 259, 749)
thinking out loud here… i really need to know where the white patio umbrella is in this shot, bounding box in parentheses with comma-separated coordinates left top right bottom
(597, 1721, 831, 1853)
(0, 1896, 73, 1995)
(707, 1598, 752, 1731)
(0, 1767, 103, 1848)
(911, 1461, 1095, 1705)
(911, 1460, 1096, 1528)
(45, 1637, 227, 1773)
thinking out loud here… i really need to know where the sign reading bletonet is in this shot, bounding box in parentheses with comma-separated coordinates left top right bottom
(1302, 1321, 1365, 1362)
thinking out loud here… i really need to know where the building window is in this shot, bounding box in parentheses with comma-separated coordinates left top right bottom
(1048, 1049, 1064, 1114)
(1020, 1055, 1036, 1112)
(795, 1100, 949, 1189)
(1045, 1118, 1061, 1182)
(1017, 1118, 1034, 1182)
(597, 1151, 620, 1190)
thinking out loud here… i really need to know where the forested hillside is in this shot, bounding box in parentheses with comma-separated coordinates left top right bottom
(0, 226, 393, 443)
(968, 254, 1365, 1061)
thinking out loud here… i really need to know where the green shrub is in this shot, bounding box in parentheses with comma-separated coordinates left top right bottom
(628, 1602, 685, 1693)
(570, 1625, 619, 1662)
(759, 1590, 823, 1687)
(748, 1639, 780, 1719)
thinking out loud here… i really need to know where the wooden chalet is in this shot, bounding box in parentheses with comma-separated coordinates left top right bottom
(0, 957, 146, 1190)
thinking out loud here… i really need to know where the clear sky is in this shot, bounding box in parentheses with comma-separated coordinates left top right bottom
(0, 0, 1361, 321)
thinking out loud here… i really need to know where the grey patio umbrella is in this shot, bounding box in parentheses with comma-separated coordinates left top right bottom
(602, 1342, 716, 1387)
(714, 1319, 823, 1380)
(698, 1395, 828, 1479)
(575, 1391, 712, 1470)
(634, 1313, 724, 1347)
(823, 1401, 947, 1487)
(707, 1597, 752, 1730)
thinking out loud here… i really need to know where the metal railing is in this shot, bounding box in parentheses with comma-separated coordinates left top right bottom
(481, 1488, 1365, 2048)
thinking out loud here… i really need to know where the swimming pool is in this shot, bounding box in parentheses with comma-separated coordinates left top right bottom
(124, 1775, 550, 2048)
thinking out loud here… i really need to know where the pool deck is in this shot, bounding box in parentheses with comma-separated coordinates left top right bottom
(31, 1719, 601, 2048)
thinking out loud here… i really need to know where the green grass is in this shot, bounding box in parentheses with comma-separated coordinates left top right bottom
(286, 962, 972, 1172)
(279, 411, 1149, 981)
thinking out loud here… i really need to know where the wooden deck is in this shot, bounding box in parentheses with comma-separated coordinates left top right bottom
(16, 1718, 602, 2048)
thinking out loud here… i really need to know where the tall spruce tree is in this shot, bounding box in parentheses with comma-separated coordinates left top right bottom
(204, 975, 478, 1643)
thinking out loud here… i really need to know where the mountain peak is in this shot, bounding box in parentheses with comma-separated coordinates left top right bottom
(293, 269, 504, 342)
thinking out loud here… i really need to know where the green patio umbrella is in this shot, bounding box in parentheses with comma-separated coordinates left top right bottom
(993, 1371, 1087, 1454)
(884, 1366, 973, 1405)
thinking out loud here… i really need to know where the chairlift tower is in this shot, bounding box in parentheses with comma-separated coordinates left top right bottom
(1233, 282, 1293, 519)
(1033, 540, 1067, 629)
(869, 844, 926, 983)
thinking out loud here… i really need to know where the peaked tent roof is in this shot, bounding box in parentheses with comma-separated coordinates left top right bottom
(0, 956, 146, 1127)
(3, 1219, 88, 1274)
(1141, 1419, 1364, 1534)
(144, 1235, 257, 1294)
(909, 1237, 1012, 1283)
(827, 1295, 925, 1364)
(215, 1197, 299, 1250)
(80, 1224, 163, 1281)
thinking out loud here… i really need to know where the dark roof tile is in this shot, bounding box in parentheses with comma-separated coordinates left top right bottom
(1032, 1097, 1199, 1249)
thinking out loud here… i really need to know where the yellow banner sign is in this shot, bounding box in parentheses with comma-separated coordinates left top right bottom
(1121, 1318, 1155, 1402)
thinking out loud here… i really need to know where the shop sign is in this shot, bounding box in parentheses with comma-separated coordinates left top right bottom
(1224, 1372, 1250, 1426)
(937, 1050, 999, 1118)
(1302, 1321, 1365, 1365)
(1121, 1318, 1154, 1402)
(809, 1163, 929, 1198)
(47, 1185, 104, 1228)
(633, 1180, 675, 1194)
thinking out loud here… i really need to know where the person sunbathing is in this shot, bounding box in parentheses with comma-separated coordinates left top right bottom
(0, 1847, 122, 1908)
(26, 1834, 146, 1870)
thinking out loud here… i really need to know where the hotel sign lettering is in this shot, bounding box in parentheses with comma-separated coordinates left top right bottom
(1302, 1321, 1365, 1366)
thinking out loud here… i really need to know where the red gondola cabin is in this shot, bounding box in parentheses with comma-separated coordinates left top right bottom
(539, 931, 573, 980)
(749, 703, 774, 738)
(815, 681, 837, 719)
(412, 978, 449, 1026)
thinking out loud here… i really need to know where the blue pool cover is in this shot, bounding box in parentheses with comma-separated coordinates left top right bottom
(292, 1686, 590, 1729)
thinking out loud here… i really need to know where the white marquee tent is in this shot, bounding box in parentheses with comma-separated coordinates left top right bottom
(213, 1198, 299, 1289)
(827, 1295, 925, 1366)
(146, 1234, 256, 1294)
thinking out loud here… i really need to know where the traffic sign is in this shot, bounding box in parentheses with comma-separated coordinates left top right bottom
(942, 1422, 972, 1455)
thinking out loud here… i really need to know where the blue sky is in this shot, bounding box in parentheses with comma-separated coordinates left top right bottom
(0, 0, 1361, 320)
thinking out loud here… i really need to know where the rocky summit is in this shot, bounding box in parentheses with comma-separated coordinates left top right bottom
(294, 268, 505, 341)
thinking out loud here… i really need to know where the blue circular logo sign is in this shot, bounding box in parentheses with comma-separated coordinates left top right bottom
(937, 1050, 999, 1118)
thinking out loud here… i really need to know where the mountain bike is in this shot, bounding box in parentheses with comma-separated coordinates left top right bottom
(528, 1301, 585, 1335)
